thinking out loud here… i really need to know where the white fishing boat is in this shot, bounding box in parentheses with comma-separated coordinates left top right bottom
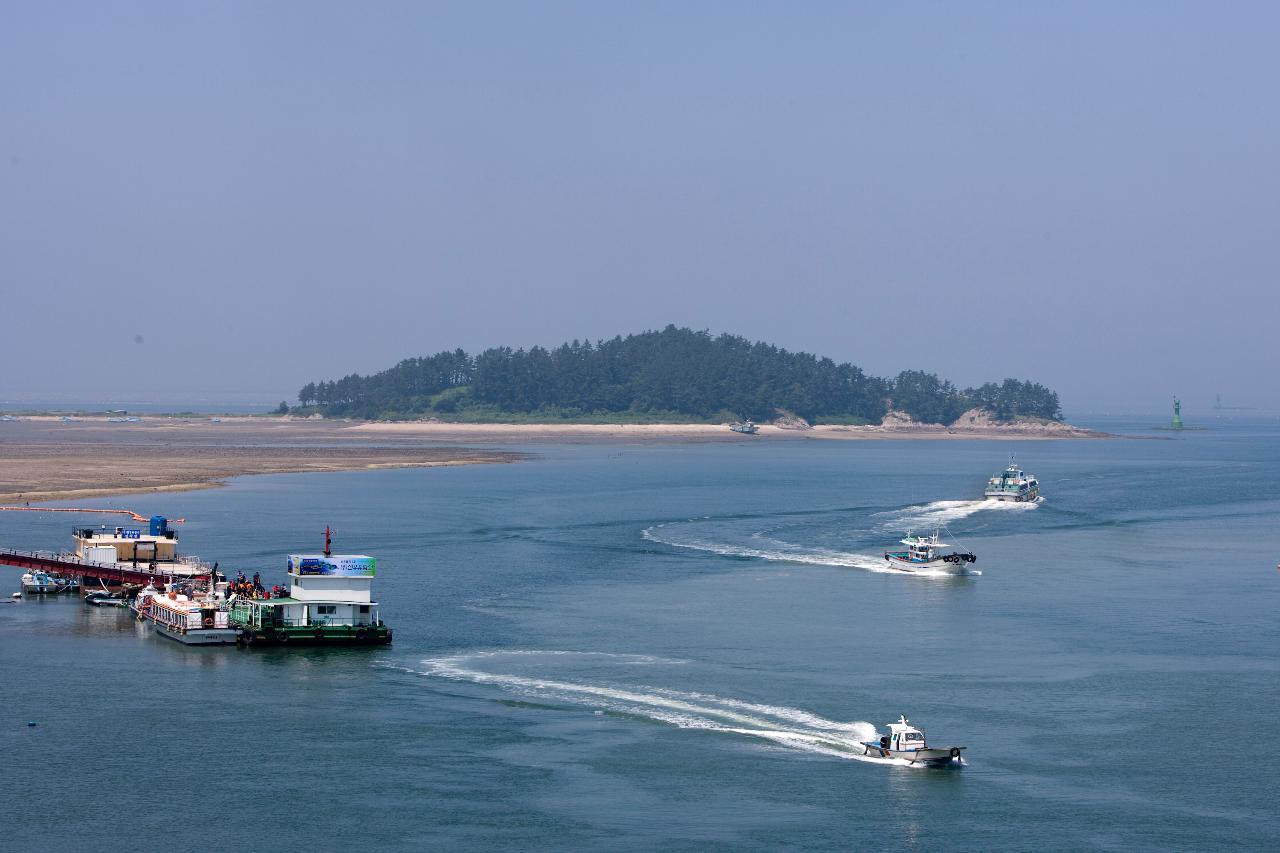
(729, 420, 759, 434)
(137, 585, 237, 645)
(861, 716, 965, 766)
(883, 532, 975, 573)
(984, 458, 1040, 502)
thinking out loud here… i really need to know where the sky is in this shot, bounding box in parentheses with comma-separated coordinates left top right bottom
(2, 1, 1277, 413)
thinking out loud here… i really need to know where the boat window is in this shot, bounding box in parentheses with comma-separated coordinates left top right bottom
(904, 732, 923, 741)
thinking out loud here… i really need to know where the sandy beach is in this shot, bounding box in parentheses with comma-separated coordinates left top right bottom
(0, 414, 1108, 503)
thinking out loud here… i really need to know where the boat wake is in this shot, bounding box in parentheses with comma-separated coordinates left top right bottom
(406, 651, 924, 765)
(641, 499, 1002, 577)
(642, 524, 893, 572)
(874, 498, 1040, 532)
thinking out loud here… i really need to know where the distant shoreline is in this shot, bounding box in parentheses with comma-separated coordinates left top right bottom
(347, 419, 1112, 441)
(0, 414, 1112, 504)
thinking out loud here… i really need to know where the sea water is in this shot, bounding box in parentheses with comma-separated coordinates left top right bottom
(2, 415, 1278, 851)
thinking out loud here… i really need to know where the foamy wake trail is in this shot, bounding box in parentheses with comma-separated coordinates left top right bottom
(877, 498, 1040, 531)
(410, 651, 922, 765)
(643, 524, 887, 571)
(641, 525, 978, 576)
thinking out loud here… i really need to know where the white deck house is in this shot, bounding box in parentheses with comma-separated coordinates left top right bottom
(270, 554, 380, 628)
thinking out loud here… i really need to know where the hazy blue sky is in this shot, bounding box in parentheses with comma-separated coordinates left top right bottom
(3, 2, 1276, 412)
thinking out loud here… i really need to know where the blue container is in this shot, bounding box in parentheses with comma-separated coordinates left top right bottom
(149, 516, 168, 536)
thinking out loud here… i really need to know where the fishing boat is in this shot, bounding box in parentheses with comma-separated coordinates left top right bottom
(861, 715, 965, 766)
(136, 584, 237, 645)
(729, 420, 759, 435)
(20, 570, 79, 595)
(884, 532, 975, 574)
(984, 458, 1040, 502)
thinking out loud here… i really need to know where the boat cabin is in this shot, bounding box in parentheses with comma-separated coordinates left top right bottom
(234, 553, 382, 631)
(887, 716, 927, 752)
(896, 534, 943, 563)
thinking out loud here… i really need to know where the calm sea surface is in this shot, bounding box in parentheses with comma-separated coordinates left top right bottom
(3, 416, 1278, 851)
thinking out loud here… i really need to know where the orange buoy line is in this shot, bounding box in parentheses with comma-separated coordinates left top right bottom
(0, 506, 186, 523)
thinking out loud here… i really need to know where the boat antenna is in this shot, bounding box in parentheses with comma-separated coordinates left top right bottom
(324, 525, 333, 557)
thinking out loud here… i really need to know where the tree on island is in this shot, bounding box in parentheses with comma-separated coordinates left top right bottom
(297, 326, 1063, 424)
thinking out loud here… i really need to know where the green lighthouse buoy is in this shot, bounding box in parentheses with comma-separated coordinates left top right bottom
(1172, 397, 1183, 430)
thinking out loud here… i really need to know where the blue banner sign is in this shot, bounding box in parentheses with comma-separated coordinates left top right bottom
(121, 529, 142, 539)
(287, 554, 376, 577)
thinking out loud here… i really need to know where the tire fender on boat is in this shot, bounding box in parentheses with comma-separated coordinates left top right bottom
(950, 747, 961, 759)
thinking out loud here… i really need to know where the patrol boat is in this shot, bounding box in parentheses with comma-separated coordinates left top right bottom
(984, 458, 1040, 502)
(884, 532, 976, 574)
(861, 715, 965, 766)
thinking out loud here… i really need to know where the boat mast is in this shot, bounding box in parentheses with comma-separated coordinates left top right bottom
(324, 525, 333, 557)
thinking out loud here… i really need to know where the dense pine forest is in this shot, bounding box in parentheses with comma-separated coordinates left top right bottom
(296, 326, 1061, 424)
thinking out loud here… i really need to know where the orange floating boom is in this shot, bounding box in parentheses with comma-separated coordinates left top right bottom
(0, 506, 185, 523)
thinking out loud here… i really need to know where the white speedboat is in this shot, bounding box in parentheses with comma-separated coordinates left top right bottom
(884, 532, 975, 573)
(861, 716, 965, 766)
(984, 458, 1040, 502)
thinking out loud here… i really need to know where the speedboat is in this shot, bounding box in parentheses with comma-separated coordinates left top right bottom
(984, 458, 1040, 502)
(884, 532, 975, 573)
(861, 716, 965, 766)
(84, 590, 128, 607)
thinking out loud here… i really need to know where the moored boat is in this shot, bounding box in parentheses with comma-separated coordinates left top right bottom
(729, 420, 759, 434)
(137, 585, 237, 645)
(84, 589, 128, 607)
(984, 458, 1040, 502)
(861, 715, 965, 766)
(20, 570, 79, 595)
(230, 529, 391, 646)
(884, 532, 975, 573)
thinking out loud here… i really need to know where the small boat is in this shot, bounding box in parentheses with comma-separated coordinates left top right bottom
(84, 589, 128, 607)
(20, 570, 80, 595)
(861, 716, 965, 766)
(884, 532, 975, 573)
(729, 420, 759, 435)
(984, 458, 1040, 502)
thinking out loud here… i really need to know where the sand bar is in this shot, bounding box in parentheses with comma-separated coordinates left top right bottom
(348, 419, 1109, 442)
(0, 418, 524, 503)
(0, 414, 1109, 503)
